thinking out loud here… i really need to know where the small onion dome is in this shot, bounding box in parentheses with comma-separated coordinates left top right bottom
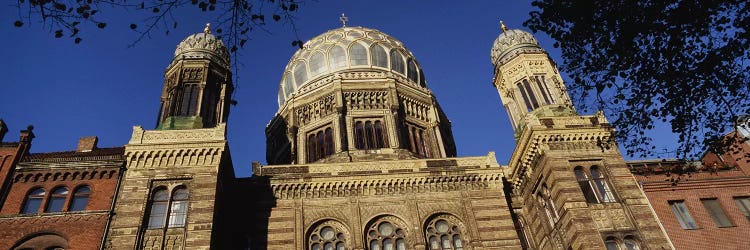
(173, 25, 230, 67)
(490, 28, 544, 66)
(278, 26, 426, 107)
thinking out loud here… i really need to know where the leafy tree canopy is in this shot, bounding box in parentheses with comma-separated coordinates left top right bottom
(11, 0, 305, 50)
(525, 0, 750, 159)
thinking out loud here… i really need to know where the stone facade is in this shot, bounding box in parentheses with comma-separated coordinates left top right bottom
(491, 27, 672, 249)
(104, 125, 233, 249)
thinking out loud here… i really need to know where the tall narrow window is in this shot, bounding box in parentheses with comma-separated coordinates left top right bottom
(407, 59, 418, 83)
(522, 79, 540, 110)
(308, 134, 318, 162)
(534, 75, 551, 104)
(317, 131, 326, 160)
(364, 122, 375, 149)
(537, 194, 555, 228)
(22, 188, 45, 214)
(179, 85, 199, 116)
(516, 84, 534, 112)
(669, 200, 698, 229)
(541, 185, 559, 221)
(374, 121, 387, 148)
(294, 62, 308, 87)
(701, 198, 733, 227)
(574, 167, 598, 203)
(734, 196, 750, 221)
(590, 166, 616, 202)
(168, 187, 189, 227)
(329, 46, 347, 69)
(349, 43, 368, 66)
(147, 189, 169, 229)
(371, 45, 387, 68)
(355, 122, 366, 149)
(307, 127, 335, 162)
(69, 185, 91, 211)
(325, 128, 334, 156)
(46, 187, 68, 212)
(390, 51, 405, 74)
(309, 52, 327, 76)
(355, 120, 388, 150)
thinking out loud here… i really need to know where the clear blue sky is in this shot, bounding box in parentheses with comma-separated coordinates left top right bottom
(1, 1, 676, 176)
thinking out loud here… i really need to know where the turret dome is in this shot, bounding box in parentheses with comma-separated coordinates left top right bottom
(278, 26, 426, 107)
(490, 28, 544, 66)
(173, 26, 230, 67)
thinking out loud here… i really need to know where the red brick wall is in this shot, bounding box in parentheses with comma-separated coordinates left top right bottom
(0, 167, 120, 249)
(636, 173, 750, 249)
(0, 213, 109, 250)
(1, 168, 120, 215)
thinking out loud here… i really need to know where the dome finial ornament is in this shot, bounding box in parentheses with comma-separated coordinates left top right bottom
(500, 20, 508, 33)
(340, 13, 349, 27)
(204, 23, 211, 34)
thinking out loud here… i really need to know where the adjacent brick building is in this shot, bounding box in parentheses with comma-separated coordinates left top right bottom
(0, 135, 124, 250)
(629, 133, 750, 250)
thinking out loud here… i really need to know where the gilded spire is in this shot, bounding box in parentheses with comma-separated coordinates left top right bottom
(500, 20, 507, 33)
(340, 13, 349, 27)
(204, 23, 211, 34)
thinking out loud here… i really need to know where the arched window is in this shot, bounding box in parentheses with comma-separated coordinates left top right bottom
(329, 46, 347, 69)
(364, 122, 374, 149)
(46, 187, 68, 212)
(325, 128, 334, 156)
(390, 51, 405, 74)
(355, 122, 366, 149)
(317, 131, 325, 160)
(623, 236, 640, 250)
(366, 219, 406, 250)
(349, 43, 368, 66)
(406, 125, 430, 157)
(309, 52, 327, 76)
(538, 184, 559, 226)
(307, 126, 335, 162)
(147, 188, 169, 229)
(371, 45, 388, 68)
(354, 119, 389, 150)
(374, 121, 387, 148)
(168, 187, 189, 227)
(69, 185, 91, 211)
(407, 59, 418, 83)
(425, 218, 464, 250)
(308, 133, 318, 162)
(178, 84, 200, 116)
(22, 188, 45, 214)
(590, 166, 616, 202)
(294, 62, 308, 87)
(605, 237, 620, 250)
(574, 167, 598, 203)
(307, 221, 348, 250)
(283, 74, 294, 98)
(278, 89, 286, 106)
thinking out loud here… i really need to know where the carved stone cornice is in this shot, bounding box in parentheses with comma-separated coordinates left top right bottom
(506, 114, 615, 192)
(257, 153, 505, 199)
(125, 125, 227, 169)
(128, 123, 226, 145)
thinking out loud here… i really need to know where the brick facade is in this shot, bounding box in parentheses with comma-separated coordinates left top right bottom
(0, 136, 124, 250)
(630, 136, 750, 250)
